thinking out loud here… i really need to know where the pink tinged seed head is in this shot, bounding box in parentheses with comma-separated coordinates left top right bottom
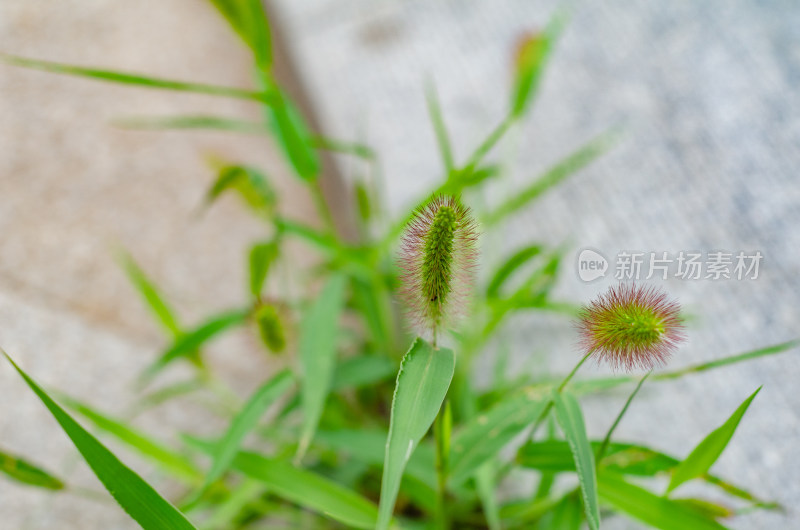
(576, 283, 685, 372)
(398, 196, 478, 336)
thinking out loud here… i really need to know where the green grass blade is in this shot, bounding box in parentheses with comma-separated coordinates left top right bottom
(242, 0, 273, 72)
(234, 451, 377, 529)
(667, 387, 761, 494)
(296, 274, 348, 461)
(119, 252, 182, 338)
(599, 472, 726, 530)
(0, 449, 65, 490)
(425, 81, 455, 172)
(655, 340, 799, 380)
(510, 10, 566, 117)
(475, 462, 501, 530)
(576, 340, 798, 395)
(194, 369, 293, 501)
(205, 165, 276, 217)
(377, 338, 455, 530)
(0, 53, 271, 102)
(141, 309, 251, 383)
(309, 136, 376, 160)
(114, 115, 266, 134)
(248, 240, 279, 298)
(449, 389, 549, 486)
(486, 245, 542, 298)
(596, 372, 650, 461)
(485, 129, 620, 225)
(316, 429, 437, 487)
(538, 492, 583, 530)
(552, 390, 600, 530)
(2, 351, 197, 529)
(185, 436, 378, 530)
(60, 396, 201, 483)
(264, 88, 320, 181)
(331, 355, 397, 391)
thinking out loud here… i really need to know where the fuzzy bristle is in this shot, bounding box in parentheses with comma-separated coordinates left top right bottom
(576, 283, 685, 372)
(398, 196, 478, 336)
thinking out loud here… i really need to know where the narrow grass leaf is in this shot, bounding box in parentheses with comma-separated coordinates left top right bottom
(538, 492, 583, 530)
(331, 355, 397, 391)
(60, 396, 200, 483)
(296, 274, 348, 460)
(377, 338, 455, 530)
(486, 245, 542, 298)
(667, 387, 761, 494)
(599, 472, 726, 530)
(1, 53, 271, 103)
(2, 351, 196, 529)
(510, 11, 565, 117)
(119, 252, 182, 338)
(229, 451, 377, 529)
(114, 115, 265, 134)
(248, 240, 279, 297)
(553, 390, 600, 530)
(475, 463, 501, 530)
(485, 129, 620, 225)
(655, 340, 798, 381)
(264, 89, 319, 181)
(449, 389, 549, 486)
(0, 450, 64, 490)
(206, 165, 276, 216)
(141, 309, 250, 383)
(425, 81, 455, 172)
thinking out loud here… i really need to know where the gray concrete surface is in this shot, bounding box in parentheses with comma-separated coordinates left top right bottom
(1, 1, 318, 528)
(271, 0, 800, 528)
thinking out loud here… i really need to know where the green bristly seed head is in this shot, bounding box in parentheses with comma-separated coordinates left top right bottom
(422, 205, 456, 324)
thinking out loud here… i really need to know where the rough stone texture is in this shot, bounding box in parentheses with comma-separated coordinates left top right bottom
(272, 0, 799, 528)
(0, 1, 317, 528)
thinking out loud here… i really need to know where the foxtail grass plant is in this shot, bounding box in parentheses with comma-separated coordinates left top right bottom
(1, 5, 796, 530)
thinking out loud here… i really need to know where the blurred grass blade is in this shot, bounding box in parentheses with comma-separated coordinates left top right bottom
(249, 240, 279, 298)
(577, 340, 798, 394)
(377, 338, 455, 530)
(114, 115, 266, 134)
(0, 53, 271, 102)
(264, 88, 320, 181)
(449, 389, 548, 486)
(234, 451, 377, 529)
(316, 429, 436, 487)
(119, 252, 182, 338)
(194, 369, 293, 501)
(60, 396, 201, 484)
(519, 438, 780, 510)
(486, 245, 542, 298)
(332, 355, 397, 391)
(141, 309, 251, 384)
(187, 437, 378, 530)
(309, 136, 376, 160)
(510, 11, 566, 117)
(596, 372, 650, 461)
(539, 492, 583, 530)
(667, 387, 761, 494)
(2, 351, 197, 530)
(425, 81, 455, 172)
(485, 129, 620, 225)
(296, 274, 348, 461)
(0, 450, 64, 490)
(207, 0, 272, 71)
(475, 462, 501, 530)
(655, 340, 799, 381)
(206, 165, 276, 217)
(553, 390, 600, 530)
(599, 472, 726, 530)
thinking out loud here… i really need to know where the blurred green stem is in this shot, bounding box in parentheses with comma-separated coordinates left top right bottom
(530, 352, 592, 439)
(434, 399, 452, 530)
